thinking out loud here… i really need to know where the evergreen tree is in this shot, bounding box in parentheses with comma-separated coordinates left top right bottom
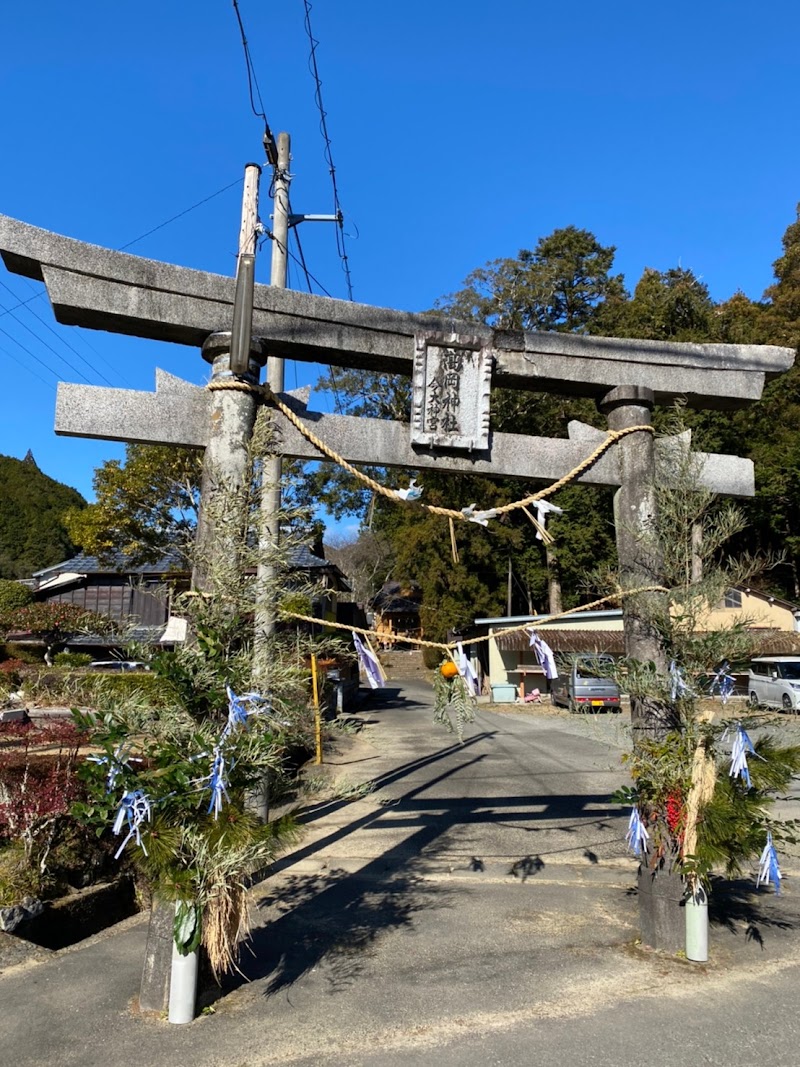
(437, 225, 626, 332)
(0, 455, 85, 579)
(64, 445, 203, 565)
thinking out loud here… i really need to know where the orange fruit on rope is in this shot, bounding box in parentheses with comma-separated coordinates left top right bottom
(440, 660, 459, 679)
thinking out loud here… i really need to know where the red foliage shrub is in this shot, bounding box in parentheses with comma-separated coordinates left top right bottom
(0, 719, 88, 866)
(0, 658, 26, 675)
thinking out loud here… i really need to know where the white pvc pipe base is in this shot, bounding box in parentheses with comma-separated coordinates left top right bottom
(685, 886, 709, 962)
(168, 941, 198, 1024)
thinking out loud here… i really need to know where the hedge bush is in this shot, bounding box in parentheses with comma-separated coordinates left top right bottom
(53, 652, 93, 668)
(0, 580, 34, 614)
(23, 668, 177, 709)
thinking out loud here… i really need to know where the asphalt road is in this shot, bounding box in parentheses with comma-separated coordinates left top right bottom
(3, 677, 800, 1067)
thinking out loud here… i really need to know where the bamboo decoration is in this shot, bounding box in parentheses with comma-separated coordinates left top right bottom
(311, 654, 323, 765)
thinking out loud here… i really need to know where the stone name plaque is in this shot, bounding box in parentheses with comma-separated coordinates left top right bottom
(411, 333, 493, 452)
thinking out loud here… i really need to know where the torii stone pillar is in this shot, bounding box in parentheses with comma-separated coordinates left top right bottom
(600, 386, 670, 737)
(192, 331, 266, 591)
(601, 385, 682, 952)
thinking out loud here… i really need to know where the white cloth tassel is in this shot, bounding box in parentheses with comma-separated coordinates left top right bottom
(457, 642, 480, 695)
(534, 500, 563, 540)
(528, 629, 558, 680)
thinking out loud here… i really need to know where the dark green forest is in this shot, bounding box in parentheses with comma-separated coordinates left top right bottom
(0, 453, 85, 579)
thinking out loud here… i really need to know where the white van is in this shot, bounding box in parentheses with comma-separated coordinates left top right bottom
(748, 657, 800, 711)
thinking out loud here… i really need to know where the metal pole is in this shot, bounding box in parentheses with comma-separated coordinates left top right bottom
(254, 132, 291, 675)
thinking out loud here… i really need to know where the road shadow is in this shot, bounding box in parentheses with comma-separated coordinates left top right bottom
(217, 688, 632, 1005)
(709, 876, 798, 948)
(213, 819, 453, 1002)
(358, 685, 430, 712)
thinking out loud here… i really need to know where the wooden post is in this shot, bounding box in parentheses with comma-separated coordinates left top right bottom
(229, 163, 261, 376)
(311, 653, 323, 765)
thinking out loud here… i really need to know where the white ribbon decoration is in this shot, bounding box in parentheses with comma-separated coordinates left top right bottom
(534, 499, 564, 540)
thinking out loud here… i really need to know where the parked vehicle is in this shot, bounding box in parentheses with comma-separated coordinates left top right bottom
(748, 657, 800, 712)
(550, 654, 621, 713)
(88, 660, 150, 672)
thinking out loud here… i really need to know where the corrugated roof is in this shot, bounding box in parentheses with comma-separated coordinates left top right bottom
(496, 629, 626, 654)
(495, 628, 800, 656)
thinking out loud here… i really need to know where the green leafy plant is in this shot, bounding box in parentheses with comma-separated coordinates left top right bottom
(72, 699, 300, 979)
(433, 662, 476, 740)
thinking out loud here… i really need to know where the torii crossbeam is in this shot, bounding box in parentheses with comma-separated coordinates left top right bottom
(0, 214, 793, 408)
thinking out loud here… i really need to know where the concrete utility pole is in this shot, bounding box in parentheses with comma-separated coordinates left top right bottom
(254, 132, 291, 670)
(192, 162, 265, 592)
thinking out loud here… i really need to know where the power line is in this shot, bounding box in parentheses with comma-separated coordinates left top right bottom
(291, 224, 315, 294)
(0, 288, 46, 320)
(63, 327, 134, 388)
(0, 278, 115, 386)
(287, 232, 333, 297)
(118, 177, 243, 251)
(0, 323, 65, 385)
(294, 227, 345, 413)
(0, 305, 93, 384)
(0, 339, 56, 390)
(231, 0, 277, 162)
(301, 0, 355, 301)
(0, 178, 243, 385)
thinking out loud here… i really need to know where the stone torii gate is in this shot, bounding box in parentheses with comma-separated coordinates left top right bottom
(0, 210, 793, 678)
(0, 213, 794, 956)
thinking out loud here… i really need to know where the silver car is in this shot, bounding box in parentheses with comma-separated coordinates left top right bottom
(748, 657, 800, 712)
(550, 654, 622, 713)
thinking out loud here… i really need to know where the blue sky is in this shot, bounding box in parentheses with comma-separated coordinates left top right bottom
(1, 0, 799, 507)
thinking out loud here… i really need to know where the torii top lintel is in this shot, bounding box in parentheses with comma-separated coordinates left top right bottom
(0, 214, 794, 409)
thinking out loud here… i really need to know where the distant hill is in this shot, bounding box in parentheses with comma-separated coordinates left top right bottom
(0, 453, 86, 579)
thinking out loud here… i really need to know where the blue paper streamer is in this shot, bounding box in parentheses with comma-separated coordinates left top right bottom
(88, 743, 140, 793)
(709, 661, 735, 705)
(757, 831, 782, 895)
(112, 789, 151, 858)
(669, 660, 695, 702)
(206, 744, 230, 818)
(725, 723, 761, 788)
(394, 478, 423, 501)
(626, 805, 650, 857)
